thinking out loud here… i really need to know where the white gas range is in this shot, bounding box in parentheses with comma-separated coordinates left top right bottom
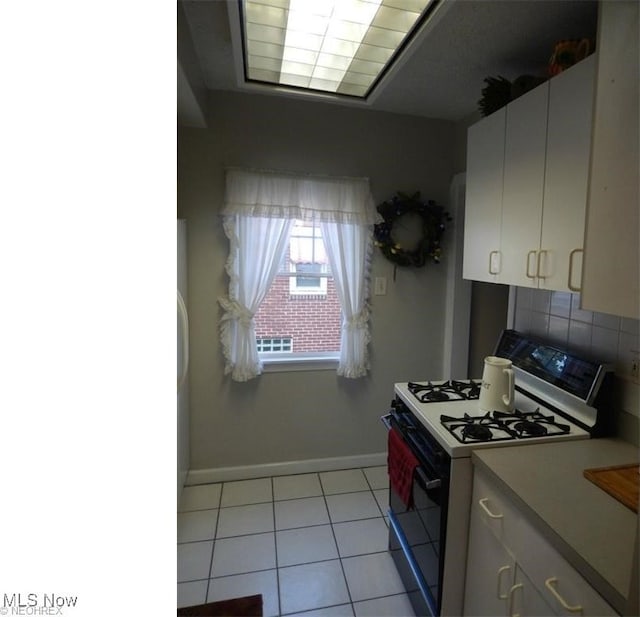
(384, 330, 614, 617)
(393, 374, 593, 459)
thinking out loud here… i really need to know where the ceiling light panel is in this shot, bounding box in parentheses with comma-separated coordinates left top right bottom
(241, 0, 434, 98)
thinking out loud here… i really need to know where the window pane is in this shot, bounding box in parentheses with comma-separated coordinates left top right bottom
(256, 337, 293, 353)
(296, 263, 322, 287)
(279, 219, 331, 275)
(256, 217, 341, 357)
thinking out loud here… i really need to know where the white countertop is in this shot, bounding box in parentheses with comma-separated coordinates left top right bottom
(472, 438, 639, 614)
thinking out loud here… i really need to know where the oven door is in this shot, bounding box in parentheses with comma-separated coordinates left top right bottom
(383, 412, 449, 616)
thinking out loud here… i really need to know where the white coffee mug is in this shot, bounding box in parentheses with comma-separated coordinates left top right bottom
(479, 356, 515, 412)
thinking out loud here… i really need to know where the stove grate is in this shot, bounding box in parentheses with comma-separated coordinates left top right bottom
(440, 408, 572, 443)
(408, 380, 481, 403)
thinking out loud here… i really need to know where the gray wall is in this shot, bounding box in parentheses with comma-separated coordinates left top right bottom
(468, 282, 510, 376)
(178, 90, 458, 472)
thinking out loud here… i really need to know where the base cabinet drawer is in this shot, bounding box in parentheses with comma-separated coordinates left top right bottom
(471, 465, 522, 554)
(515, 514, 617, 616)
(511, 565, 558, 617)
(463, 502, 516, 615)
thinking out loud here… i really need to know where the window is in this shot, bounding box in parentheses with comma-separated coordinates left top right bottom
(256, 337, 292, 353)
(293, 263, 323, 290)
(255, 219, 341, 363)
(288, 220, 328, 295)
(219, 168, 376, 381)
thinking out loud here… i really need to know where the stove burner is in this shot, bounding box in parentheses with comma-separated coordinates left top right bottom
(462, 423, 493, 441)
(513, 420, 547, 437)
(408, 380, 481, 403)
(494, 409, 571, 439)
(440, 412, 516, 443)
(424, 390, 451, 402)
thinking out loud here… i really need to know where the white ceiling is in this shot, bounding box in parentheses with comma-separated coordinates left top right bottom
(178, 0, 597, 123)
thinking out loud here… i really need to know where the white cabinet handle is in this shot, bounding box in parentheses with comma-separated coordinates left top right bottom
(489, 250, 501, 275)
(568, 248, 583, 292)
(536, 249, 548, 279)
(526, 250, 537, 279)
(479, 497, 504, 519)
(508, 583, 523, 617)
(177, 289, 189, 392)
(545, 577, 583, 614)
(497, 565, 511, 599)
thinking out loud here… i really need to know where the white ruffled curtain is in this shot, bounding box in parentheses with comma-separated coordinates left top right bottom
(320, 221, 372, 378)
(219, 215, 293, 381)
(219, 168, 377, 381)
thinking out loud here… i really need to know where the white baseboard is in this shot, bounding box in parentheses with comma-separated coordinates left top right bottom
(186, 452, 387, 485)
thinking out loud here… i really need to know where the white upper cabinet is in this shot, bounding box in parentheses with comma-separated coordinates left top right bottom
(500, 82, 549, 287)
(540, 55, 595, 292)
(463, 56, 595, 293)
(463, 108, 506, 283)
(581, 0, 639, 319)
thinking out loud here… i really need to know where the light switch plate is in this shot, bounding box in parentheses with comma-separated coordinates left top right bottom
(374, 277, 387, 295)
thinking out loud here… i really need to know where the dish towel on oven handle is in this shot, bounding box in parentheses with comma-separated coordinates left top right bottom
(388, 426, 419, 509)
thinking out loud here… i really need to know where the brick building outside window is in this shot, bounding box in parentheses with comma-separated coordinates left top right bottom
(254, 220, 341, 356)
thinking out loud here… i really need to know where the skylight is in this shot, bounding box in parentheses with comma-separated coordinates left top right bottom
(240, 0, 435, 98)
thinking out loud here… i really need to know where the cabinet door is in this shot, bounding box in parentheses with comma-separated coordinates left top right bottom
(463, 472, 520, 616)
(582, 0, 639, 318)
(500, 83, 548, 287)
(463, 108, 505, 282)
(463, 500, 515, 616)
(539, 56, 595, 292)
(509, 564, 559, 617)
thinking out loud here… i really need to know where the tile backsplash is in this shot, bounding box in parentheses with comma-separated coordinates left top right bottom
(512, 287, 639, 438)
(514, 288, 639, 374)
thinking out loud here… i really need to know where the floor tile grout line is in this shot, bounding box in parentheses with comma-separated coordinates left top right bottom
(180, 481, 388, 513)
(182, 544, 395, 587)
(179, 487, 389, 514)
(279, 600, 355, 617)
(321, 478, 355, 609)
(203, 565, 282, 585)
(278, 546, 392, 571)
(270, 476, 282, 617)
(362, 466, 390, 518)
(179, 510, 387, 547)
(279, 601, 354, 617)
(184, 466, 386, 494)
(182, 467, 387, 494)
(203, 483, 223, 602)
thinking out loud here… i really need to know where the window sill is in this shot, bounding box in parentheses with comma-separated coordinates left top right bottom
(261, 354, 339, 373)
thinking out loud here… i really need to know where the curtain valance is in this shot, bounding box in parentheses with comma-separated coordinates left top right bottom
(223, 168, 378, 226)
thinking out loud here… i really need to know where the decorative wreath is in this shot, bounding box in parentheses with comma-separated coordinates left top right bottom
(373, 191, 451, 268)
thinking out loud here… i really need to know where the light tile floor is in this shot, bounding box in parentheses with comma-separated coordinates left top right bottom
(178, 466, 416, 617)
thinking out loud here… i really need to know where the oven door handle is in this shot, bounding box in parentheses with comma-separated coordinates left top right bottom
(416, 467, 441, 491)
(381, 414, 442, 490)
